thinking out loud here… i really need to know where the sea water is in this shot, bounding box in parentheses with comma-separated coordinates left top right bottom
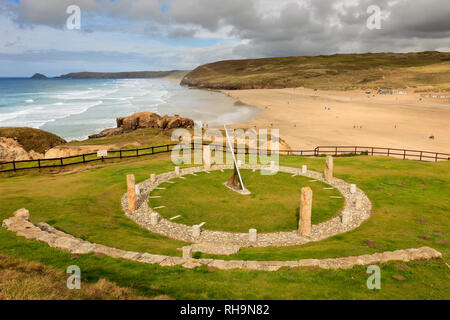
(0, 78, 260, 141)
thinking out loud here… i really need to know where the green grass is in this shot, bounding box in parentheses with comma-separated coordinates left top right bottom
(150, 170, 343, 232)
(0, 153, 188, 256)
(0, 154, 449, 299)
(181, 51, 450, 91)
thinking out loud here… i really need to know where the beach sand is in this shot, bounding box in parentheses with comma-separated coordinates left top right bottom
(223, 87, 450, 154)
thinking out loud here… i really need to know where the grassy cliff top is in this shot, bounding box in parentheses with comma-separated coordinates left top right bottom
(0, 127, 66, 154)
(57, 70, 188, 79)
(181, 51, 450, 91)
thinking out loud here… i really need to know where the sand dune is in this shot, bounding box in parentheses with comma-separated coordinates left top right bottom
(223, 88, 450, 154)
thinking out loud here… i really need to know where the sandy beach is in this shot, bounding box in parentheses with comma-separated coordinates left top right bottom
(223, 88, 450, 153)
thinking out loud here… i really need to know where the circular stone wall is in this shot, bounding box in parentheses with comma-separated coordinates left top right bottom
(122, 164, 372, 249)
(149, 169, 345, 233)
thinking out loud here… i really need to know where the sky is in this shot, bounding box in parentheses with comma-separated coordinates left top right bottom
(0, 0, 449, 77)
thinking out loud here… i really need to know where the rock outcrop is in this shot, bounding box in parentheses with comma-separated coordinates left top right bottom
(31, 73, 47, 79)
(0, 137, 44, 161)
(116, 112, 194, 131)
(89, 112, 194, 139)
(88, 128, 124, 139)
(0, 127, 66, 161)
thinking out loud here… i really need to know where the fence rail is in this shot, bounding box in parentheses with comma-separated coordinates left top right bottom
(313, 146, 450, 162)
(0, 143, 448, 173)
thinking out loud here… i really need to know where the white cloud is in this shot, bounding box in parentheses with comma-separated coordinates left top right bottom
(0, 0, 449, 76)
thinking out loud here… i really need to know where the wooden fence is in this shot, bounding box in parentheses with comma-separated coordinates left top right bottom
(0, 143, 179, 173)
(312, 146, 450, 162)
(0, 143, 448, 173)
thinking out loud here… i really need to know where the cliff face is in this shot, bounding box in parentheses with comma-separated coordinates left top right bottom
(0, 137, 43, 161)
(57, 70, 188, 79)
(117, 112, 194, 131)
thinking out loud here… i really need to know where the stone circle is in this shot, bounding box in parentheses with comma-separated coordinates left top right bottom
(121, 164, 372, 254)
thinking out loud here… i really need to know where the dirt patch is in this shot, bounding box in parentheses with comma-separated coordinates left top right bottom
(392, 274, 406, 281)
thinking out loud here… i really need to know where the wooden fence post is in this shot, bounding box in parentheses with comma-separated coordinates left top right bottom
(83, 154, 86, 163)
(403, 150, 406, 160)
(38, 159, 41, 169)
(13, 160, 16, 172)
(60, 158, 63, 166)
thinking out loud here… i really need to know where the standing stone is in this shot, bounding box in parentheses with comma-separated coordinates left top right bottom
(175, 166, 180, 176)
(299, 187, 313, 237)
(350, 184, 356, 194)
(182, 246, 193, 259)
(249, 229, 258, 242)
(192, 225, 201, 238)
(341, 210, 351, 225)
(301, 165, 307, 174)
(203, 145, 211, 169)
(150, 174, 156, 183)
(150, 212, 159, 226)
(135, 185, 140, 197)
(324, 155, 334, 182)
(126, 174, 137, 211)
(355, 196, 363, 209)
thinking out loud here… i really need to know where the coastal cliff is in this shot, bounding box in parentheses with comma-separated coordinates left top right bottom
(181, 51, 450, 91)
(89, 112, 195, 139)
(57, 70, 188, 79)
(0, 127, 66, 161)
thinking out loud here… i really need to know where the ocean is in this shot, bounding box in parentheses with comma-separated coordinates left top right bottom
(0, 78, 260, 141)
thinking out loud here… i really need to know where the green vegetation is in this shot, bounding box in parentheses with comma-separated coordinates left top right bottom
(181, 51, 450, 91)
(0, 127, 66, 153)
(66, 128, 177, 148)
(150, 169, 343, 232)
(0, 154, 448, 299)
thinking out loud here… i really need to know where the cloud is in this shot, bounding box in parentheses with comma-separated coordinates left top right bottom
(0, 0, 449, 76)
(168, 27, 197, 39)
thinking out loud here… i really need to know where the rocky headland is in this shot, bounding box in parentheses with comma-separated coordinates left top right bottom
(88, 112, 195, 139)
